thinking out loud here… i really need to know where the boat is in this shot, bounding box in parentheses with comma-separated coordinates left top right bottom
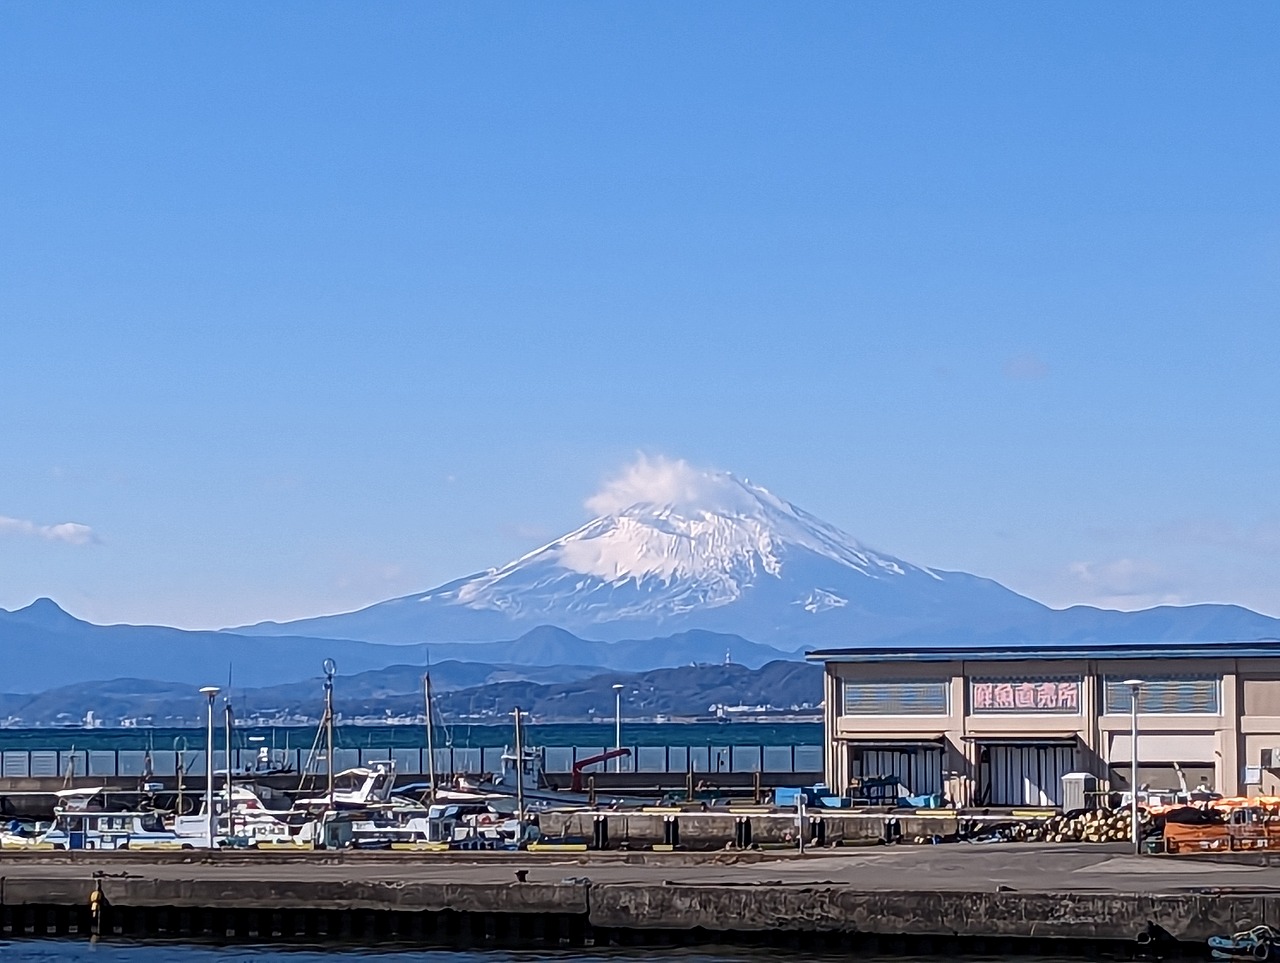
(348, 800, 519, 850)
(295, 761, 397, 811)
(172, 784, 309, 848)
(0, 818, 53, 850)
(230, 746, 296, 778)
(40, 787, 187, 851)
(1210, 924, 1278, 960)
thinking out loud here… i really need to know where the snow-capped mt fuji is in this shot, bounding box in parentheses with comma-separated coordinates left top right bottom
(236, 468, 1058, 647)
(443, 474, 937, 623)
(235, 463, 1280, 650)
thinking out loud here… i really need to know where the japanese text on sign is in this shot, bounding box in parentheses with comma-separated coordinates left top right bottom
(970, 679, 1080, 713)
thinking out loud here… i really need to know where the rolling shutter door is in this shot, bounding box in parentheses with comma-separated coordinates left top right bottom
(986, 745, 1076, 807)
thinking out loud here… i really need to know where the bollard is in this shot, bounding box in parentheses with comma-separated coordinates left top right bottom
(89, 883, 105, 938)
(811, 816, 825, 848)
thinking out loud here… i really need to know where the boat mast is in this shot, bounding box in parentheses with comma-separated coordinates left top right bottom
(424, 673, 437, 804)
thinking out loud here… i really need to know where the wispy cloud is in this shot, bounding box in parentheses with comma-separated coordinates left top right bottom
(1003, 353, 1051, 381)
(1066, 557, 1181, 608)
(0, 515, 97, 545)
(585, 454, 728, 515)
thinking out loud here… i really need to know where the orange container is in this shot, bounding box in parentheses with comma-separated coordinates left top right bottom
(1163, 821, 1230, 854)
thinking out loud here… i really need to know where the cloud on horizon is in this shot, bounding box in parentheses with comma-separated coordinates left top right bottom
(0, 515, 97, 545)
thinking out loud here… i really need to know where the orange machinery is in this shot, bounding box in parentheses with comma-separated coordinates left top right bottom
(1163, 801, 1280, 854)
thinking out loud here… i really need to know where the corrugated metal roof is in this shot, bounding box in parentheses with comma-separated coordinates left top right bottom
(805, 640, 1280, 663)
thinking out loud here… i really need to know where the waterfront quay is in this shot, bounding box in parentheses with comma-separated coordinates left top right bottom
(0, 845, 1275, 955)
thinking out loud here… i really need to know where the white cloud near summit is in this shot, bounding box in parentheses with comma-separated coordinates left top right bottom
(585, 455, 731, 515)
(0, 515, 96, 545)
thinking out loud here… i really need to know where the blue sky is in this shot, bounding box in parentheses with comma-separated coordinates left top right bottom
(2, 3, 1278, 628)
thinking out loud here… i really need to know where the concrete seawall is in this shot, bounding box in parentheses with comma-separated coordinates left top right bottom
(0, 845, 1274, 953)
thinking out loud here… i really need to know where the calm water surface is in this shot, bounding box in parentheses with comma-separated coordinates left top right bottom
(0, 944, 1095, 962)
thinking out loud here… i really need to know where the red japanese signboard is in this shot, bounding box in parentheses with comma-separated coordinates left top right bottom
(970, 679, 1081, 713)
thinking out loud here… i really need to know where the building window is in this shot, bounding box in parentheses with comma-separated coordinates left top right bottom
(970, 677, 1082, 714)
(1102, 675, 1220, 715)
(843, 679, 949, 716)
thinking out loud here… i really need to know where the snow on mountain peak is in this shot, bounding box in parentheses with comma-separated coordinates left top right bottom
(444, 457, 938, 622)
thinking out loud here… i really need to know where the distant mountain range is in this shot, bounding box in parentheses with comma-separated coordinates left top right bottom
(0, 660, 822, 727)
(233, 468, 1280, 649)
(0, 598, 790, 693)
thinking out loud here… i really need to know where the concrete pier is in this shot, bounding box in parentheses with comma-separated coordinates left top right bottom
(0, 844, 1275, 953)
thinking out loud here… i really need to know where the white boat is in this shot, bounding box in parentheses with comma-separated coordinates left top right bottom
(41, 787, 187, 851)
(172, 784, 307, 848)
(295, 762, 397, 811)
(344, 799, 519, 849)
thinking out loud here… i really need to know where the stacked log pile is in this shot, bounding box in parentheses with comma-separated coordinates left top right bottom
(1016, 807, 1150, 843)
(908, 807, 1152, 845)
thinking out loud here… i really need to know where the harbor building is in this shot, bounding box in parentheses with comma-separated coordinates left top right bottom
(808, 641, 1280, 808)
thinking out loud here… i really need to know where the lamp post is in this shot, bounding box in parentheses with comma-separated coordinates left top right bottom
(1124, 678, 1145, 854)
(612, 683, 624, 773)
(322, 659, 337, 809)
(512, 706, 526, 843)
(198, 686, 221, 850)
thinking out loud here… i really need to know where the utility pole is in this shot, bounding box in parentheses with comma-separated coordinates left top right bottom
(1124, 679, 1145, 854)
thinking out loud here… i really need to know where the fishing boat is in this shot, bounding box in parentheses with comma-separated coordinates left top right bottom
(172, 784, 308, 848)
(230, 745, 296, 778)
(40, 788, 186, 851)
(347, 800, 519, 850)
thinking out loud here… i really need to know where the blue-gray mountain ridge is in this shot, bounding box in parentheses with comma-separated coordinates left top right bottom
(0, 598, 786, 692)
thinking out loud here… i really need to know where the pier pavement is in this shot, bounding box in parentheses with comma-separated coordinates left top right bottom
(0, 845, 1276, 948)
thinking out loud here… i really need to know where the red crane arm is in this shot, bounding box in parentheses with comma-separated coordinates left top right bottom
(570, 748, 632, 791)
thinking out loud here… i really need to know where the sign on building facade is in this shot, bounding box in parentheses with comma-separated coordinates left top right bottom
(970, 677, 1081, 714)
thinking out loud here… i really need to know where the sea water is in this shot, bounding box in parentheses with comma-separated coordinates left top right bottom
(0, 944, 1086, 962)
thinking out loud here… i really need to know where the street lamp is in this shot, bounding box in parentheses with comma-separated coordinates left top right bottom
(198, 685, 221, 850)
(612, 683, 624, 773)
(1123, 679, 1145, 854)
